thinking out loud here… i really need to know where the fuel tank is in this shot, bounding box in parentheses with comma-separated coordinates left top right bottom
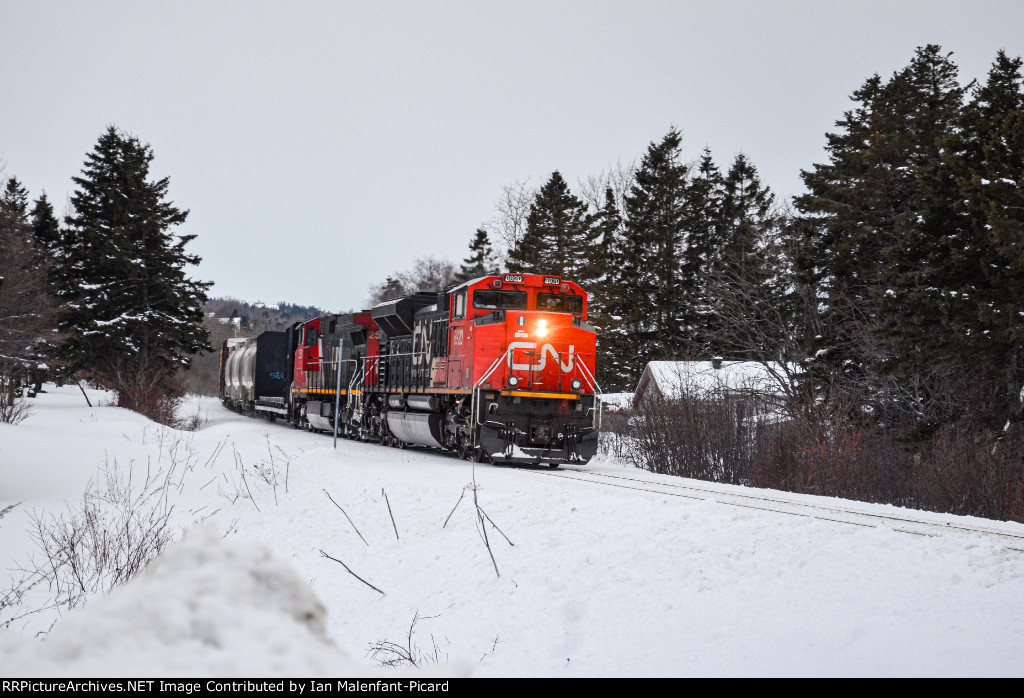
(386, 411, 444, 448)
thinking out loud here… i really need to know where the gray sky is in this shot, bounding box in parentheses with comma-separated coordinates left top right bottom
(2, 1, 1022, 311)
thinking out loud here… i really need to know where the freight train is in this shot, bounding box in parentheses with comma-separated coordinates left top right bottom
(219, 273, 601, 466)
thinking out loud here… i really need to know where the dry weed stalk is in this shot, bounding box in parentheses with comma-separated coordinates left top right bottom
(322, 489, 369, 546)
(367, 611, 446, 668)
(382, 488, 399, 540)
(318, 549, 384, 595)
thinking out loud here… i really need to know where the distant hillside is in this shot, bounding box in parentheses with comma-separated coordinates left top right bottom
(203, 298, 325, 332)
(181, 297, 329, 396)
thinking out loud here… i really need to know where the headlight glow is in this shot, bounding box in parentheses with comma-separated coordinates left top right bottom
(536, 318, 548, 337)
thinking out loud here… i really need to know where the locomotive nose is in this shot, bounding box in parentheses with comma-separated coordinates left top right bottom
(503, 312, 579, 392)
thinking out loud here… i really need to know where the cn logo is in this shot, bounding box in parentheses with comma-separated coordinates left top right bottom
(508, 342, 575, 372)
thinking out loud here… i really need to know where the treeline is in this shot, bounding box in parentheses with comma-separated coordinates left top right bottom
(435, 45, 1023, 447)
(0, 126, 210, 424)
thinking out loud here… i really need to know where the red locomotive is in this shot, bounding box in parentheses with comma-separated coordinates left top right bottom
(220, 273, 601, 466)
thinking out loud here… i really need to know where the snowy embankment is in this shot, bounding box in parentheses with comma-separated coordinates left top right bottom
(2, 385, 1024, 677)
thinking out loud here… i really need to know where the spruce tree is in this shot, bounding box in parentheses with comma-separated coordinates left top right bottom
(586, 188, 625, 389)
(713, 154, 783, 359)
(796, 46, 969, 432)
(455, 228, 497, 282)
(56, 126, 211, 419)
(683, 147, 726, 357)
(617, 128, 690, 381)
(1, 178, 29, 218)
(0, 178, 56, 394)
(939, 50, 1024, 428)
(30, 193, 61, 255)
(508, 171, 590, 278)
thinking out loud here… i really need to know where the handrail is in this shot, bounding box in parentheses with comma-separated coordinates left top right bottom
(361, 351, 427, 360)
(346, 358, 362, 413)
(470, 347, 515, 449)
(333, 349, 357, 448)
(574, 354, 603, 430)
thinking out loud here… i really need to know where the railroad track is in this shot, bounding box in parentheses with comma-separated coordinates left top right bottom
(248, 412, 1024, 552)
(528, 467, 1024, 553)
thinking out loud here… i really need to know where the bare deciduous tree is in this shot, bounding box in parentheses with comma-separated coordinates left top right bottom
(578, 158, 635, 215)
(367, 255, 458, 306)
(484, 178, 535, 263)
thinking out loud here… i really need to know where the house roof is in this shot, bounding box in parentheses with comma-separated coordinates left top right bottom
(599, 392, 634, 412)
(636, 360, 785, 401)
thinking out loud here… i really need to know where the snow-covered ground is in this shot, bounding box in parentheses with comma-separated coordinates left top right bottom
(2, 385, 1024, 677)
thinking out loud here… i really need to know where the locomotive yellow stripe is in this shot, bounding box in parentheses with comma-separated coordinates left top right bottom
(499, 390, 579, 400)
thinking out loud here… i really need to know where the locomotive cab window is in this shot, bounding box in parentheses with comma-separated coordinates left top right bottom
(453, 291, 467, 319)
(305, 328, 317, 346)
(473, 289, 528, 311)
(537, 292, 583, 316)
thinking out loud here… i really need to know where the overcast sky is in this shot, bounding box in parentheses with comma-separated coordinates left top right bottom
(3, 1, 1023, 311)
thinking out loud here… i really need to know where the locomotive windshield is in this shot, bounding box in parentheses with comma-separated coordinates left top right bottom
(537, 292, 583, 316)
(473, 289, 528, 310)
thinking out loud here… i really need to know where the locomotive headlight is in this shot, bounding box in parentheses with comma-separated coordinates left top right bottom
(508, 375, 520, 387)
(571, 379, 582, 390)
(536, 318, 548, 337)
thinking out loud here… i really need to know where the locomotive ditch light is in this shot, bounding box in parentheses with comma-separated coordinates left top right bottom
(571, 378, 582, 390)
(508, 375, 520, 387)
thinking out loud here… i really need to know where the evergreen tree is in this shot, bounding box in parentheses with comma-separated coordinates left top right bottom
(683, 147, 726, 356)
(1, 177, 29, 218)
(938, 50, 1024, 427)
(615, 128, 690, 383)
(586, 187, 625, 389)
(375, 275, 405, 302)
(582, 187, 621, 297)
(455, 228, 497, 282)
(712, 154, 783, 359)
(55, 126, 211, 419)
(719, 154, 776, 269)
(29, 193, 61, 255)
(796, 46, 969, 432)
(0, 178, 57, 396)
(508, 171, 591, 278)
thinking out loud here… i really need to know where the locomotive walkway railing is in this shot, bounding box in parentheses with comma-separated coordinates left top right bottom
(471, 348, 516, 449)
(470, 347, 604, 452)
(576, 355, 604, 431)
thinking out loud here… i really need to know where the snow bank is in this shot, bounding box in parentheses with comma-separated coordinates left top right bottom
(2, 525, 374, 677)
